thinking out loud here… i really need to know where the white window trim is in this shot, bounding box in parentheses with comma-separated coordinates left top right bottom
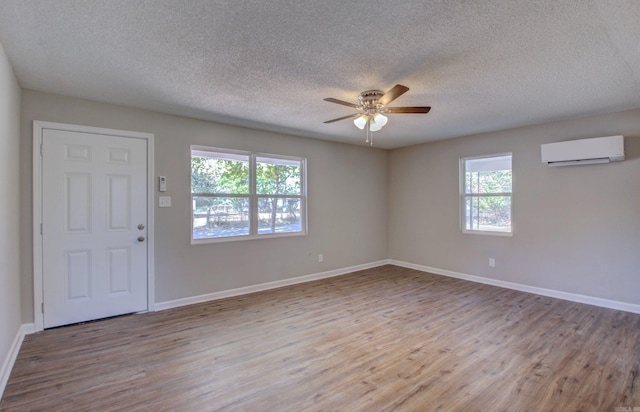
(460, 153, 513, 237)
(191, 145, 307, 244)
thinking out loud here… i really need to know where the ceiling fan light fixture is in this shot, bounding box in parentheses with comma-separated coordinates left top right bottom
(369, 119, 382, 132)
(353, 114, 368, 130)
(371, 113, 387, 131)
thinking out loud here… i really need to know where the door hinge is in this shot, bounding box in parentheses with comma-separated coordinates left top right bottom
(40, 143, 43, 156)
(41, 302, 44, 314)
(40, 223, 43, 235)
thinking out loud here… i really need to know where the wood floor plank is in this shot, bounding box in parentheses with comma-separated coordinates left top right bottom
(2, 265, 639, 411)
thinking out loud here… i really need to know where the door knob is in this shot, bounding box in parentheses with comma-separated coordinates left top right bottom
(138, 224, 145, 230)
(137, 236, 145, 242)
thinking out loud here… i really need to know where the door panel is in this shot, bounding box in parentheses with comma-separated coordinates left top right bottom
(107, 247, 131, 294)
(42, 129, 148, 328)
(65, 249, 92, 300)
(107, 174, 131, 230)
(65, 173, 91, 232)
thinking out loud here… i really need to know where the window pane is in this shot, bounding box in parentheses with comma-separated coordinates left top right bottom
(465, 196, 511, 232)
(191, 152, 249, 194)
(256, 157, 301, 195)
(465, 170, 512, 194)
(465, 155, 511, 173)
(257, 197, 302, 234)
(192, 196, 250, 238)
(464, 156, 512, 194)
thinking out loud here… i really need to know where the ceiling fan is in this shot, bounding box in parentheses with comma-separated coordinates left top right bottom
(323, 84, 431, 145)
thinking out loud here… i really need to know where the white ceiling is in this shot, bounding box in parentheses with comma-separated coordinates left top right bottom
(1, 1, 639, 149)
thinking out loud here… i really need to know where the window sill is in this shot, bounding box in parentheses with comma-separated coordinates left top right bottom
(191, 230, 307, 245)
(462, 229, 513, 237)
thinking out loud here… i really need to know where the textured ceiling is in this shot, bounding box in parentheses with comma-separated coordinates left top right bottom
(1, 1, 639, 148)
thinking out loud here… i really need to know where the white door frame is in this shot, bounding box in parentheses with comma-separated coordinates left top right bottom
(33, 121, 155, 332)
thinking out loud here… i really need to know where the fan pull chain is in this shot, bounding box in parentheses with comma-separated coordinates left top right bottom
(365, 119, 373, 146)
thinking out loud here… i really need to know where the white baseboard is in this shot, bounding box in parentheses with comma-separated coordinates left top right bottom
(21, 323, 35, 335)
(155, 260, 389, 311)
(389, 259, 640, 314)
(146, 257, 640, 315)
(0, 324, 33, 399)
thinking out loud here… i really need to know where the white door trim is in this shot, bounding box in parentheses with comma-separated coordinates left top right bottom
(33, 121, 155, 332)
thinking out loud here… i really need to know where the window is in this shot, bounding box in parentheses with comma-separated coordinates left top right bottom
(461, 154, 512, 235)
(191, 146, 306, 242)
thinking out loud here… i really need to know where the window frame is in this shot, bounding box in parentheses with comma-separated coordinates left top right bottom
(190, 145, 307, 244)
(460, 153, 513, 237)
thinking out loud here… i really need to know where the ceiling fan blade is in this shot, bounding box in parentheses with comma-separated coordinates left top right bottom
(324, 97, 359, 108)
(323, 113, 360, 124)
(386, 106, 431, 114)
(379, 84, 409, 106)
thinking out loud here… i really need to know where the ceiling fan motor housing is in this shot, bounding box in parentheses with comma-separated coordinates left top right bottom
(358, 90, 385, 112)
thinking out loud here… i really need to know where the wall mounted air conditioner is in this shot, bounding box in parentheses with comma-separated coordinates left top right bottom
(541, 135, 625, 167)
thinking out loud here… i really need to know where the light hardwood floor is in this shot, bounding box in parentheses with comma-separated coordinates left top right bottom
(2, 265, 639, 411)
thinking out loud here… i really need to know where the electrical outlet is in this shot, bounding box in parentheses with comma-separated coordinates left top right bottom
(489, 258, 495, 267)
(318, 254, 324, 263)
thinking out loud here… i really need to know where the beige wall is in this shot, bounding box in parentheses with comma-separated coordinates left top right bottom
(20, 90, 389, 322)
(389, 109, 640, 304)
(0, 42, 22, 379)
(17, 89, 640, 325)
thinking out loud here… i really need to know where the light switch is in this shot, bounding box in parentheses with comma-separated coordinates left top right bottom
(159, 196, 171, 207)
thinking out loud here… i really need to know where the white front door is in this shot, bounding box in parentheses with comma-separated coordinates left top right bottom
(41, 128, 149, 328)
